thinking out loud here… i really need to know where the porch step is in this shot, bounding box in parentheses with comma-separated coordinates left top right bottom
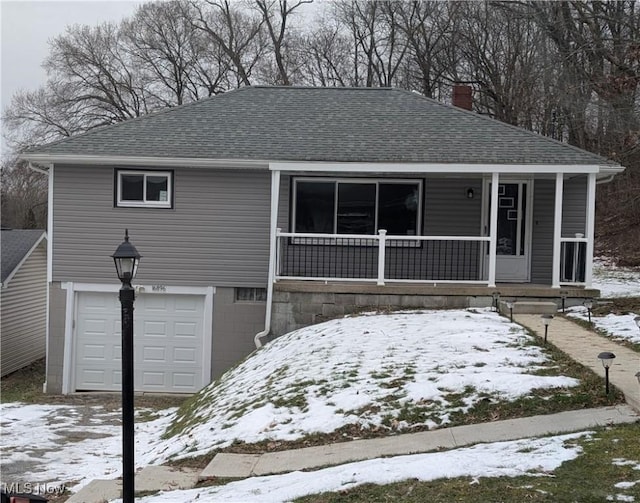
(499, 300, 557, 315)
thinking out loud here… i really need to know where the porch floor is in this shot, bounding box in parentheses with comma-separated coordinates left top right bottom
(274, 280, 599, 301)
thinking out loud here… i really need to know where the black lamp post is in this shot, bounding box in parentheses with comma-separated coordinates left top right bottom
(597, 351, 616, 395)
(541, 314, 553, 343)
(492, 291, 500, 312)
(112, 230, 141, 503)
(560, 292, 567, 313)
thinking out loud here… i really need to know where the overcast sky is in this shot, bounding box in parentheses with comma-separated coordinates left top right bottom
(1, 0, 142, 153)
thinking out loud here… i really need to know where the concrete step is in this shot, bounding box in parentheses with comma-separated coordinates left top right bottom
(499, 300, 557, 315)
(66, 466, 199, 503)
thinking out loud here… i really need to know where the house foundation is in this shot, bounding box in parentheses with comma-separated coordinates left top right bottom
(270, 281, 599, 336)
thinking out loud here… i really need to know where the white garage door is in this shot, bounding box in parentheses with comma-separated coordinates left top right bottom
(75, 291, 205, 393)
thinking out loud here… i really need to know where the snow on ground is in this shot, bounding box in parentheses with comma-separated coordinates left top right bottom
(0, 404, 174, 492)
(145, 309, 578, 464)
(593, 259, 640, 298)
(118, 432, 589, 503)
(0, 309, 580, 492)
(566, 307, 640, 345)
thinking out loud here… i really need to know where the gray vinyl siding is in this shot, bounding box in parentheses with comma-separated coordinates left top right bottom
(424, 178, 483, 236)
(531, 179, 555, 284)
(52, 165, 271, 286)
(562, 175, 587, 236)
(1, 243, 47, 376)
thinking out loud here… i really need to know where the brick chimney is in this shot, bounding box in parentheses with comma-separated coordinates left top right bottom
(452, 84, 473, 111)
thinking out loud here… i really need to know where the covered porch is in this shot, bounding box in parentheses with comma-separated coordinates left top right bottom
(265, 162, 604, 292)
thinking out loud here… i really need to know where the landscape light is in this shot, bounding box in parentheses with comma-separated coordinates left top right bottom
(584, 298, 594, 324)
(597, 351, 616, 395)
(506, 300, 514, 322)
(492, 291, 500, 312)
(541, 314, 553, 343)
(560, 292, 567, 313)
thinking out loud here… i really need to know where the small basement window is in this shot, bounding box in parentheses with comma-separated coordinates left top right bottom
(116, 170, 173, 208)
(235, 287, 267, 302)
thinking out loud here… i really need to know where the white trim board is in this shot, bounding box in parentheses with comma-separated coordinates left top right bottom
(270, 162, 607, 174)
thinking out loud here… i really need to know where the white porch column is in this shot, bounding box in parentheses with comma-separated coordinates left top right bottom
(268, 169, 281, 283)
(552, 172, 564, 288)
(584, 172, 597, 287)
(488, 172, 499, 287)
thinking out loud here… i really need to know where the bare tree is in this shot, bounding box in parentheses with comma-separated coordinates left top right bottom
(188, 0, 266, 86)
(253, 0, 312, 85)
(1, 159, 48, 230)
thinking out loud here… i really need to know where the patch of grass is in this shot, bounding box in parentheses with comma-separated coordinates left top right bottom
(1, 358, 46, 403)
(273, 393, 308, 410)
(295, 423, 640, 503)
(563, 313, 640, 352)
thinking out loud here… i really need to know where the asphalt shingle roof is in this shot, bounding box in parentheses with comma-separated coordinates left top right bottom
(25, 86, 618, 166)
(1, 229, 46, 284)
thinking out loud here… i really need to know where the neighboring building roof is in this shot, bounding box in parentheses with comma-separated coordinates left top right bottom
(24, 86, 619, 166)
(1, 229, 46, 286)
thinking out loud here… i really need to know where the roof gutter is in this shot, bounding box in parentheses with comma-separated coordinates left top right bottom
(28, 162, 51, 175)
(20, 153, 270, 170)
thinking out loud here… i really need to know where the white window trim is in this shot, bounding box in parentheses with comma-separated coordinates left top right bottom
(116, 170, 173, 208)
(292, 177, 423, 237)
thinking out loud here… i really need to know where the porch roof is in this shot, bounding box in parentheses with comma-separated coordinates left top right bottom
(22, 87, 622, 171)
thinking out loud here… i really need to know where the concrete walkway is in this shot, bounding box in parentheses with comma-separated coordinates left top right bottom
(67, 315, 640, 501)
(201, 405, 637, 479)
(515, 314, 640, 411)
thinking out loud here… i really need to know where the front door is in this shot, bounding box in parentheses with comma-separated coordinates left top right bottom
(483, 181, 532, 282)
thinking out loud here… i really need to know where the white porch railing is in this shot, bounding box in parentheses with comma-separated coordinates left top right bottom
(560, 235, 588, 285)
(275, 229, 491, 285)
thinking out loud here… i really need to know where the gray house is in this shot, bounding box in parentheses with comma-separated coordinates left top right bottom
(1, 229, 47, 377)
(19, 86, 625, 394)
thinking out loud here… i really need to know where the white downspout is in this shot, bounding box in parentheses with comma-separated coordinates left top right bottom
(28, 161, 52, 392)
(254, 169, 281, 349)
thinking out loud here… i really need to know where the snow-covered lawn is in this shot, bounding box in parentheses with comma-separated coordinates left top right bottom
(1, 308, 580, 493)
(147, 309, 577, 463)
(124, 432, 590, 503)
(566, 307, 640, 345)
(593, 260, 640, 298)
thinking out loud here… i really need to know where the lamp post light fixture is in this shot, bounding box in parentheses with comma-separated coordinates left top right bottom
(584, 298, 594, 324)
(506, 300, 514, 322)
(597, 351, 616, 395)
(112, 230, 141, 503)
(541, 314, 553, 343)
(560, 292, 567, 313)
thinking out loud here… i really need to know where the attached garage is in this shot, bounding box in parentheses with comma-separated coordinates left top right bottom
(63, 284, 214, 394)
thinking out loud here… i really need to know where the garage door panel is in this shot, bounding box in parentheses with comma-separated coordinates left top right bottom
(143, 346, 167, 362)
(174, 297, 200, 312)
(173, 347, 197, 363)
(75, 292, 206, 393)
(141, 320, 168, 337)
(80, 344, 107, 360)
